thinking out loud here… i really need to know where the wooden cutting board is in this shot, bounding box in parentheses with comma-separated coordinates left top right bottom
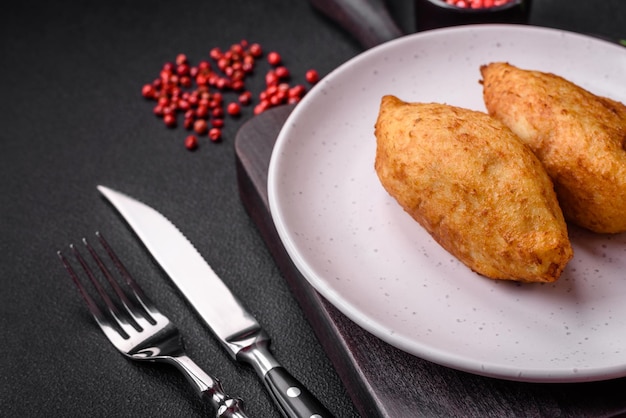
(234, 104, 626, 417)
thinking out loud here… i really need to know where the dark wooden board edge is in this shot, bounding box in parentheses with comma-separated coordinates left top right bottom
(234, 104, 386, 417)
(234, 104, 626, 418)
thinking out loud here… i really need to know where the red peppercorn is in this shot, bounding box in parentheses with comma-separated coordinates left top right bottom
(305, 69, 320, 84)
(248, 43, 262, 57)
(153, 104, 164, 116)
(238, 91, 252, 105)
(177, 63, 190, 76)
(163, 113, 177, 128)
(231, 79, 245, 91)
(254, 100, 270, 115)
(162, 106, 175, 118)
(193, 119, 208, 134)
(208, 128, 222, 142)
(209, 47, 222, 60)
(242, 61, 254, 74)
(230, 43, 244, 56)
(265, 70, 278, 87)
(176, 54, 188, 65)
(168, 74, 179, 86)
(196, 105, 209, 119)
(243, 54, 255, 66)
(184, 117, 194, 130)
(199, 97, 211, 108)
(180, 75, 192, 88)
(215, 77, 231, 89)
(269, 94, 283, 106)
(211, 118, 224, 128)
(275, 66, 290, 79)
(207, 74, 219, 86)
(267, 51, 281, 66)
(289, 84, 306, 98)
(212, 92, 223, 104)
(276, 89, 288, 102)
(265, 85, 278, 97)
(142, 84, 156, 99)
(185, 135, 198, 150)
(227, 102, 241, 116)
(217, 57, 230, 71)
(157, 96, 170, 107)
(231, 63, 244, 75)
(212, 107, 224, 118)
(177, 99, 190, 111)
(187, 94, 199, 107)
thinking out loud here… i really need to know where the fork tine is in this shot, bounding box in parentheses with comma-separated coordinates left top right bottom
(83, 235, 154, 330)
(72, 242, 140, 339)
(59, 246, 132, 341)
(96, 231, 161, 324)
(58, 249, 109, 329)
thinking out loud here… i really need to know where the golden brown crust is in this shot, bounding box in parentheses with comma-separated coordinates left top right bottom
(374, 95, 573, 283)
(481, 62, 626, 233)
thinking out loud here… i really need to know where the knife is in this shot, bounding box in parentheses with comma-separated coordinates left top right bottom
(97, 185, 333, 418)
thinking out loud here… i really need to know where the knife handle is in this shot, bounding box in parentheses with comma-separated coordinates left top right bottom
(264, 366, 334, 418)
(307, 0, 404, 49)
(237, 336, 334, 418)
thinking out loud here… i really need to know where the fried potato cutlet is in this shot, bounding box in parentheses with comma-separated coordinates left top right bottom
(481, 62, 626, 234)
(374, 95, 573, 283)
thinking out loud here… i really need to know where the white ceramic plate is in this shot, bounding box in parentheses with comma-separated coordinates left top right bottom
(268, 25, 626, 382)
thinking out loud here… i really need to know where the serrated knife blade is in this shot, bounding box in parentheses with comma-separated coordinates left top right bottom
(98, 185, 333, 418)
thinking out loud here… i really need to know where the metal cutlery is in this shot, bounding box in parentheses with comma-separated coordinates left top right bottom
(58, 232, 248, 418)
(97, 185, 334, 418)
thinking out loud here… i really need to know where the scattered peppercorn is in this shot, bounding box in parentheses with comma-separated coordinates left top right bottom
(163, 113, 177, 128)
(267, 51, 282, 66)
(274, 66, 290, 80)
(227, 102, 241, 116)
(305, 69, 320, 84)
(184, 135, 198, 150)
(141, 84, 156, 99)
(209, 128, 222, 142)
(238, 91, 252, 105)
(193, 119, 208, 135)
(248, 43, 263, 58)
(141, 40, 321, 150)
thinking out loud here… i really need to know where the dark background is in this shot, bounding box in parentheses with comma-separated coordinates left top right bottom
(1, 0, 625, 417)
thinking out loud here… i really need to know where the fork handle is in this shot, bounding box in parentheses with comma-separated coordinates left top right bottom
(169, 355, 248, 418)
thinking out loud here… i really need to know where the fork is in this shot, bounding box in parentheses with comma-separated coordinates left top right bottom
(58, 232, 248, 418)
